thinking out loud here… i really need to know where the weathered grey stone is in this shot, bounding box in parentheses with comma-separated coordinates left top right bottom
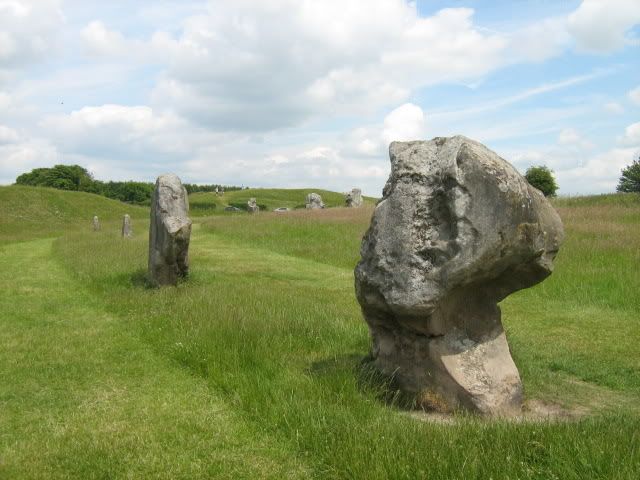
(305, 193, 325, 209)
(355, 136, 564, 415)
(247, 197, 259, 213)
(122, 214, 133, 238)
(148, 174, 192, 286)
(92, 215, 100, 231)
(345, 188, 363, 208)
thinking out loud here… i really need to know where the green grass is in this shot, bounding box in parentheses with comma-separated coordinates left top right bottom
(1, 188, 639, 478)
(552, 192, 640, 208)
(0, 185, 148, 243)
(189, 188, 376, 216)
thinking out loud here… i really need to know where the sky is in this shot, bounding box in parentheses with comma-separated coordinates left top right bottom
(0, 0, 639, 196)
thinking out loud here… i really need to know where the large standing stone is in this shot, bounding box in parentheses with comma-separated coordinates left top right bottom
(305, 193, 325, 209)
(122, 214, 133, 238)
(355, 136, 564, 415)
(345, 188, 363, 208)
(92, 215, 100, 231)
(247, 198, 259, 214)
(148, 174, 192, 286)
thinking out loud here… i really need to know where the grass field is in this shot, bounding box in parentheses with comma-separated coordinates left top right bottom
(1, 185, 639, 479)
(189, 188, 375, 216)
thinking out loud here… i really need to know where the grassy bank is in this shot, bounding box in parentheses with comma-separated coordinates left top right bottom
(0, 185, 148, 244)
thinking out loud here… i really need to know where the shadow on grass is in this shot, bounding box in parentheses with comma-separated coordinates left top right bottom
(130, 269, 149, 288)
(308, 353, 419, 411)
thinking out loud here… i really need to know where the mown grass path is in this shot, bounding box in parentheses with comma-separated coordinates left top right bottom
(0, 239, 306, 479)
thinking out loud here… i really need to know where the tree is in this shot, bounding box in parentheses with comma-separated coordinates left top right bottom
(525, 165, 558, 197)
(16, 164, 96, 191)
(616, 157, 640, 193)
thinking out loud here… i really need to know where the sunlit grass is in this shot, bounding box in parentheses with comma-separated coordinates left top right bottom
(1, 189, 639, 478)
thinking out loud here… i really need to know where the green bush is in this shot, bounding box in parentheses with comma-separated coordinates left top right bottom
(525, 165, 558, 197)
(15, 165, 243, 205)
(617, 158, 640, 193)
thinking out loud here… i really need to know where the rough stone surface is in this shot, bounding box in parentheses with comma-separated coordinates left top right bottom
(346, 188, 363, 208)
(305, 193, 325, 209)
(122, 214, 133, 238)
(148, 174, 192, 286)
(92, 215, 100, 231)
(354, 136, 564, 415)
(247, 197, 259, 213)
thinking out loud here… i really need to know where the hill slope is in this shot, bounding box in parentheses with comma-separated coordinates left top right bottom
(0, 185, 148, 243)
(189, 188, 376, 215)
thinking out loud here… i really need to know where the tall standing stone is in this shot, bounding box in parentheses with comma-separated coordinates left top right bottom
(247, 198, 259, 214)
(355, 136, 564, 415)
(148, 174, 192, 286)
(305, 193, 325, 209)
(122, 214, 133, 238)
(92, 215, 100, 231)
(345, 188, 363, 208)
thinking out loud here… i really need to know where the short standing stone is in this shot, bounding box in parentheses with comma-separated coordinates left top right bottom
(148, 174, 192, 286)
(92, 215, 100, 231)
(345, 188, 363, 208)
(122, 214, 133, 238)
(247, 198, 259, 213)
(305, 193, 325, 209)
(355, 136, 564, 415)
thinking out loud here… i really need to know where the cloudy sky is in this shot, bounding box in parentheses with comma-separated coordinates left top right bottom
(1, 0, 639, 195)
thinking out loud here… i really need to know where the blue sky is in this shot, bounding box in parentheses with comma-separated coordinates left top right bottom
(0, 0, 639, 195)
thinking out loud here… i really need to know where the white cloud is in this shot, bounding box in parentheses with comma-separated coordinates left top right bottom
(568, 0, 640, 53)
(629, 85, 640, 106)
(81, 1, 578, 132)
(81, 20, 176, 63)
(557, 128, 594, 150)
(81, 21, 131, 57)
(40, 104, 212, 158)
(429, 70, 609, 121)
(0, 0, 63, 76)
(604, 102, 624, 114)
(0, 138, 58, 184)
(0, 124, 20, 144)
(557, 147, 637, 194)
(620, 122, 640, 146)
(503, 121, 640, 195)
(508, 17, 571, 62)
(382, 103, 425, 146)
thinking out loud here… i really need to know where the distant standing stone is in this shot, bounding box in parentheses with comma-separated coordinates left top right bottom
(92, 215, 100, 231)
(148, 174, 192, 286)
(247, 198, 259, 213)
(121, 214, 133, 238)
(305, 193, 325, 209)
(345, 188, 363, 208)
(355, 136, 564, 415)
